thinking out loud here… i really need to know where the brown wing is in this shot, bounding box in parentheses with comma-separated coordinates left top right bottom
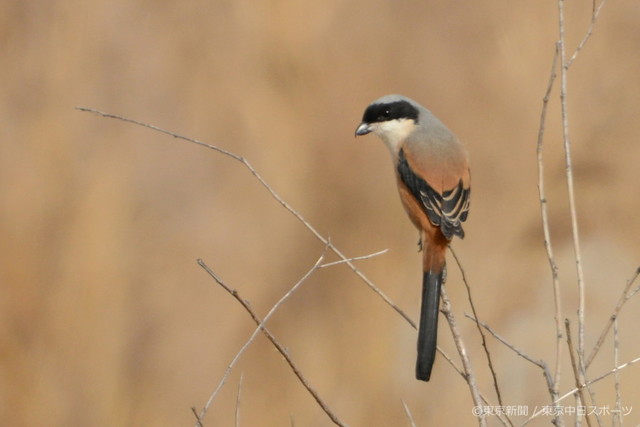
(397, 148, 470, 240)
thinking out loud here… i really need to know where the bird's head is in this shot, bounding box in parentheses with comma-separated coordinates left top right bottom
(355, 94, 421, 151)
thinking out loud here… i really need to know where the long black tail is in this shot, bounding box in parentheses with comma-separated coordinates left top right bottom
(416, 269, 443, 381)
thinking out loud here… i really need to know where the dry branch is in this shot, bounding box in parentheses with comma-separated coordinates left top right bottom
(564, 319, 593, 427)
(522, 355, 640, 425)
(557, 0, 588, 383)
(75, 107, 414, 328)
(451, 248, 506, 418)
(197, 258, 347, 426)
(440, 284, 486, 427)
(535, 44, 563, 411)
(586, 267, 640, 368)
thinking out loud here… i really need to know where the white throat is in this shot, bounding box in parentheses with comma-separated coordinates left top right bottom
(373, 119, 416, 155)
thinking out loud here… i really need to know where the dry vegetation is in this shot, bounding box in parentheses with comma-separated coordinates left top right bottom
(2, 1, 639, 426)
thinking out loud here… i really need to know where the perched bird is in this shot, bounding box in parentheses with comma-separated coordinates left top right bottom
(355, 95, 470, 381)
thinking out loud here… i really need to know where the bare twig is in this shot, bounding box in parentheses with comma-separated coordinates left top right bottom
(401, 400, 416, 427)
(612, 318, 622, 427)
(585, 356, 640, 391)
(197, 259, 347, 426)
(439, 283, 485, 427)
(191, 407, 204, 427)
(586, 267, 640, 368)
(464, 314, 555, 395)
(235, 373, 243, 427)
(450, 248, 507, 424)
(195, 251, 327, 422)
(558, 0, 588, 384)
(523, 355, 640, 425)
(75, 107, 415, 329)
(566, 0, 608, 68)
(564, 319, 593, 427)
(194, 247, 388, 422)
(532, 3, 610, 425)
(583, 367, 603, 426)
(535, 43, 563, 414)
(435, 344, 509, 427)
(319, 248, 388, 268)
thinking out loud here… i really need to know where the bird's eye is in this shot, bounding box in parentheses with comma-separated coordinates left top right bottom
(378, 108, 391, 121)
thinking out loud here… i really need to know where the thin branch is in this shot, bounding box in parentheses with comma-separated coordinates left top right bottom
(585, 356, 640, 392)
(75, 107, 415, 329)
(566, 0, 608, 69)
(195, 251, 327, 422)
(450, 248, 509, 425)
(564, 319, 593, 427)
(464, 314, 555, 393)
(612, 319, 622, 427)
(194, 249, 386, 422)
(439, 283, 486, 427)
(235, 373, 243, 427)
(197, 258, 347, 427)
(319, 248, 388, 268)
(435, 343, 509, 427)
(535, 43, 564, 414)
(530, 3, 610, 426)
(401, 400, 417, 427)
(522, 355, 640, 425)
(586, 267, 640, 368)
(558, 0, 588, 389)
(584, 379, 603, 427)
(191, 407, 204, 427)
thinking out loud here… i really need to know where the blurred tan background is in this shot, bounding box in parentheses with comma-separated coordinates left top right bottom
(2, 1, 640, 426)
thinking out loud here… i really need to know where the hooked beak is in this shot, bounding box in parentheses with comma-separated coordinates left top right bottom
(355, 122, 372, 137)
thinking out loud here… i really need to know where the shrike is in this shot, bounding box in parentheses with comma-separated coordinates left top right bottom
(355, 94, 470, 381)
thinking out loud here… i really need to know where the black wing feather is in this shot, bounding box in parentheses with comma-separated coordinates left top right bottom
(397, 148, 470, 240)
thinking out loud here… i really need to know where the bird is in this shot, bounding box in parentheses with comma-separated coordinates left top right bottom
(355, 94, 470, 381)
